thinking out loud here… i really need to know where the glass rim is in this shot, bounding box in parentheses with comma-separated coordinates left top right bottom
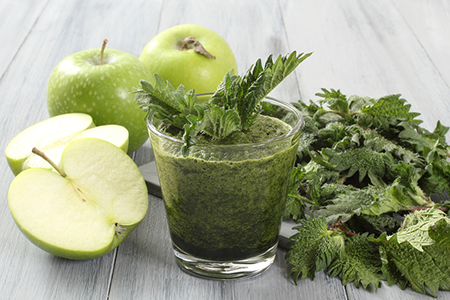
(147, 94, 304, 149)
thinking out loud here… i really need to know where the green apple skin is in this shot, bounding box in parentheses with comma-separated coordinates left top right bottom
(8, 138, 148, 260)
(47, 48, 154, 153)
(140, 24, 238, 102)
(5, 113, 94, 175)
(5, 113, 129, 175)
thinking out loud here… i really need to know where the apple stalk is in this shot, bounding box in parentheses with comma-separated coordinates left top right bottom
(32, 147, 67, 177)
(31, 147, 88, 202)
(101, 39, 108, 65)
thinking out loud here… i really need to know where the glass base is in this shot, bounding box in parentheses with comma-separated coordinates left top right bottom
(172, 242, 278, 280)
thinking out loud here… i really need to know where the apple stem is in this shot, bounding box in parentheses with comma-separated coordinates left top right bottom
(101, 39, 108, 65)
(32, 147, 67, 177)
(180, 37, 216, 60)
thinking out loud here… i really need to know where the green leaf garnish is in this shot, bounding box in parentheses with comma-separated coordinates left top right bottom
(135, 51, 311, 155)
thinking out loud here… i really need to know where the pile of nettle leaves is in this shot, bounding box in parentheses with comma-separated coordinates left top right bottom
(284, 89, 450, 297)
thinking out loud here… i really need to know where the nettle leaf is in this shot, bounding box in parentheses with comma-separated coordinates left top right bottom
(317, 188, 377, 224)
(318, 123, 362, 151)
(429, 120, 450, 144)
(328, 233, 384, 290)
(283, 167, 308, 221)
(200, 107, 241, 140)
(363, 179, 430, 216)
(346, 214, 401, 236)
(371, 219, 450, 297)
(316, 88, 347, 103)
(293, 99, 322, 117)
(134, 75, 200, 129)
(359, 94, 421, 130)
(210, 51, 312, 131)
(297, 132, 317, 161)
(399, 122, 450, 165)
(325, 148, 387, 183)
(347, 95, 373, 113)
(362, 129, 424, 166)
(395, 208, 448, 252)
(387, 162, 429, 204)
(398, 122, 441, 153)
(299, 162, 340, 204)
(286, 215, 345, 283)
(321, 97, 350, 117)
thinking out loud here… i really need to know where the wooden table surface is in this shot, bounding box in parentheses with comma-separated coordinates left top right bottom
(2, 0, 450, 299)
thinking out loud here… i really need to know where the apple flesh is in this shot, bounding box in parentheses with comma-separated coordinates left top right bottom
(47, 44, 153, 153)
(8, 138, 148, 260)
(5, 113, 129, 175)
(140, 24, 238, 102)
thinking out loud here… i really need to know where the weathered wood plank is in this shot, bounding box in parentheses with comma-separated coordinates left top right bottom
(347, 281, 450, 300)
(0, 0, 162, 299)
(393, 0, 450, 86)
(0, 0, 48, 78)
(279, 0, 450, 133)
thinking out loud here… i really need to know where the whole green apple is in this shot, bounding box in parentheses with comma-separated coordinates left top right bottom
(47, 40, 153, 153)
(139, 24, 238, 102)
(8, 138, 148, 260)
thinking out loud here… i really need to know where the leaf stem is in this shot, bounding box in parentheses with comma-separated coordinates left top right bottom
(290, 194, 315, 205)
(101, 39, 108, 65)
(32, 147, 67, 177)
(335, 224, 357, 237)
(325, 109, 347, 119)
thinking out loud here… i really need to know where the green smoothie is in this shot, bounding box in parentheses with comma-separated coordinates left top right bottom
(151, 114, 299, 260)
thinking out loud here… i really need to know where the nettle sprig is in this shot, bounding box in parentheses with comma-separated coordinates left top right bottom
(134, 51, 312, 156)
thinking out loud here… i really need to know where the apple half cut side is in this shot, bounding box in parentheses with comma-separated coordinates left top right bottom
(8, 138, 148, 260)
(5, 113, 129, 175)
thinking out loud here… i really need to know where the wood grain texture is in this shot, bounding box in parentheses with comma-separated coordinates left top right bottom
(1, 0, 450, 299)
(393, 0, 450, 86)
(0, 0, 49, 78)
(279, 0, 450, 133)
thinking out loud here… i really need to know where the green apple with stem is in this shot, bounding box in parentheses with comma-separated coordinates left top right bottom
(8, 138, 148, 260)
(47, 39, 153, 153)
(5, 113, 129, 175)
(139, 24, 238, 102)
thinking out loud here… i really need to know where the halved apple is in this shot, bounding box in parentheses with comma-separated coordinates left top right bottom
(8, 138, 148, 260)
(5, 113, 129, 175)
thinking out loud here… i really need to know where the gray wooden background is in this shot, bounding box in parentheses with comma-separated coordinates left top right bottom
(1, 0, 450, 299)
